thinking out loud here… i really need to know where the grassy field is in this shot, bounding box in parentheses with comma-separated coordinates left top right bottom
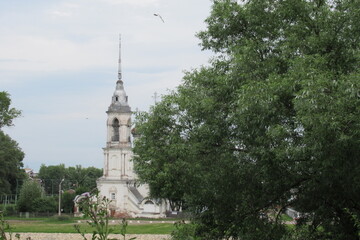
(5, 218, 176, 234)
(4, 215, 295, 234)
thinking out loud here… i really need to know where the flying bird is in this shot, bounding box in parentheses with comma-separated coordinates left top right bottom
(154, 13, 164, 23)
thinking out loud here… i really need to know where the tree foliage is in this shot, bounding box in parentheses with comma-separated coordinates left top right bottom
(17, 180, 57, 213)
(0, 92, 25, 195)
(38, 164, 66, 195)
(134, 0, 360, 239)
(38, 164, 102, 195)
(62, 191, 77, 213)
(0, 92, 21, 129)
(17, 180, 43, 212)
(32, 196, 57, 213)
(0, 131, 25, 195)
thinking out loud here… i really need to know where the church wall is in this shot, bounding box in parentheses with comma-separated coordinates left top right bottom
(103, 148, 134, 179)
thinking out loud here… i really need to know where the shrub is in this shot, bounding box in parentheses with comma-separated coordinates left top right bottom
(62, 191, 76, 213)
(32, 197, 57, 213)
(4, 205, 17, 216)
(171, 221, 199, 240)
(17, 180, 43, 212)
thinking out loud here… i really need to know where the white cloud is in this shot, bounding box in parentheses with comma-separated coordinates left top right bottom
(49, 10, 72, 17)
(47, 2, 79, 17)
(96, 0, 161, 7)
(0, 35, 114, 72)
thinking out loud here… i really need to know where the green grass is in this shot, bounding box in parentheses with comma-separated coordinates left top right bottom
(6, 219, 175, 234)
(280, 214, 293, 222)
(124, 223, 174, 234)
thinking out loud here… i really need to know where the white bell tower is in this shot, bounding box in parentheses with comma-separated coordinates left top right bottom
(103, 35, 134, 179)
(96, 36, 168, 217)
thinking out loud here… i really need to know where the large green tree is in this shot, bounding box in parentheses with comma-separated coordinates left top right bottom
(0, 131, 25, 195)
(0, 91, 25, 195)
(38, 164, 66, 195)
(133, 0, 360, 239)
(66, 165, 102, 192)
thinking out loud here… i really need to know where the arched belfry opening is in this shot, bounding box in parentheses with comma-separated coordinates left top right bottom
(127, 119, 131, 143)
(112, 118, 120, 141)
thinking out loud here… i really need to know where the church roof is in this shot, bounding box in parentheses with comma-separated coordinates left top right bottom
(108, 79, 131, 113)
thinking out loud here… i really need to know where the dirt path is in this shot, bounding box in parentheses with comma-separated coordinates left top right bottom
(7, 233, 170, 240)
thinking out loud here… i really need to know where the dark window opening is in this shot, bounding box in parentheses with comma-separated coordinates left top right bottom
(112, 118, 120, 141)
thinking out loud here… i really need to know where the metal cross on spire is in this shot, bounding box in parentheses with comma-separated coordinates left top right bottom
(152, 92, 158, 104)
(118, 34, 122, 81)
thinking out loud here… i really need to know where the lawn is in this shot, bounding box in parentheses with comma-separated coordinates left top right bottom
(5, 218, 176, 234)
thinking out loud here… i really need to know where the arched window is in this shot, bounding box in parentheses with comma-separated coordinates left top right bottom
(112, 118, 120, 141)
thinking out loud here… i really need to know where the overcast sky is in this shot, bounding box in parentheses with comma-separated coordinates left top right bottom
(1, 0, 213, 171)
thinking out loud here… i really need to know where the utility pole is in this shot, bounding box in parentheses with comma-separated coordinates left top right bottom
(15, 179, 19, 204)
(58, 179, 64, 216)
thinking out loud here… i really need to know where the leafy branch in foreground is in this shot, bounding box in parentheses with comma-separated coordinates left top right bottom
(74, 190, 136, 240)
(0, 211, 22, 240)
(119, 218, 136, 240)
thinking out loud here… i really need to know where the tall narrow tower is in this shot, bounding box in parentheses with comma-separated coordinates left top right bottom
(103, 36, 134, 179)
(97, 37, 167, 217)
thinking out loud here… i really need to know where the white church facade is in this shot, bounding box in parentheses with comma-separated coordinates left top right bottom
(96, 40, 168, 218)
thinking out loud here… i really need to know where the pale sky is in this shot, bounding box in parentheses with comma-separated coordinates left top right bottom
(1, 0, 213, 171)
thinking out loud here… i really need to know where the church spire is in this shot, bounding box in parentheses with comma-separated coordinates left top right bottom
(107, 35, 131, 113)
(118, 34, 122, 81)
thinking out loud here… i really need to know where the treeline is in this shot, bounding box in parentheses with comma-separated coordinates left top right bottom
(14, 164, 102, 214)
(38, 164, 102, 195)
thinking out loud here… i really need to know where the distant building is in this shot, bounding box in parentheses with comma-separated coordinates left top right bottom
(96, 38, 168, 218)
(23, 168, 38, 179)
